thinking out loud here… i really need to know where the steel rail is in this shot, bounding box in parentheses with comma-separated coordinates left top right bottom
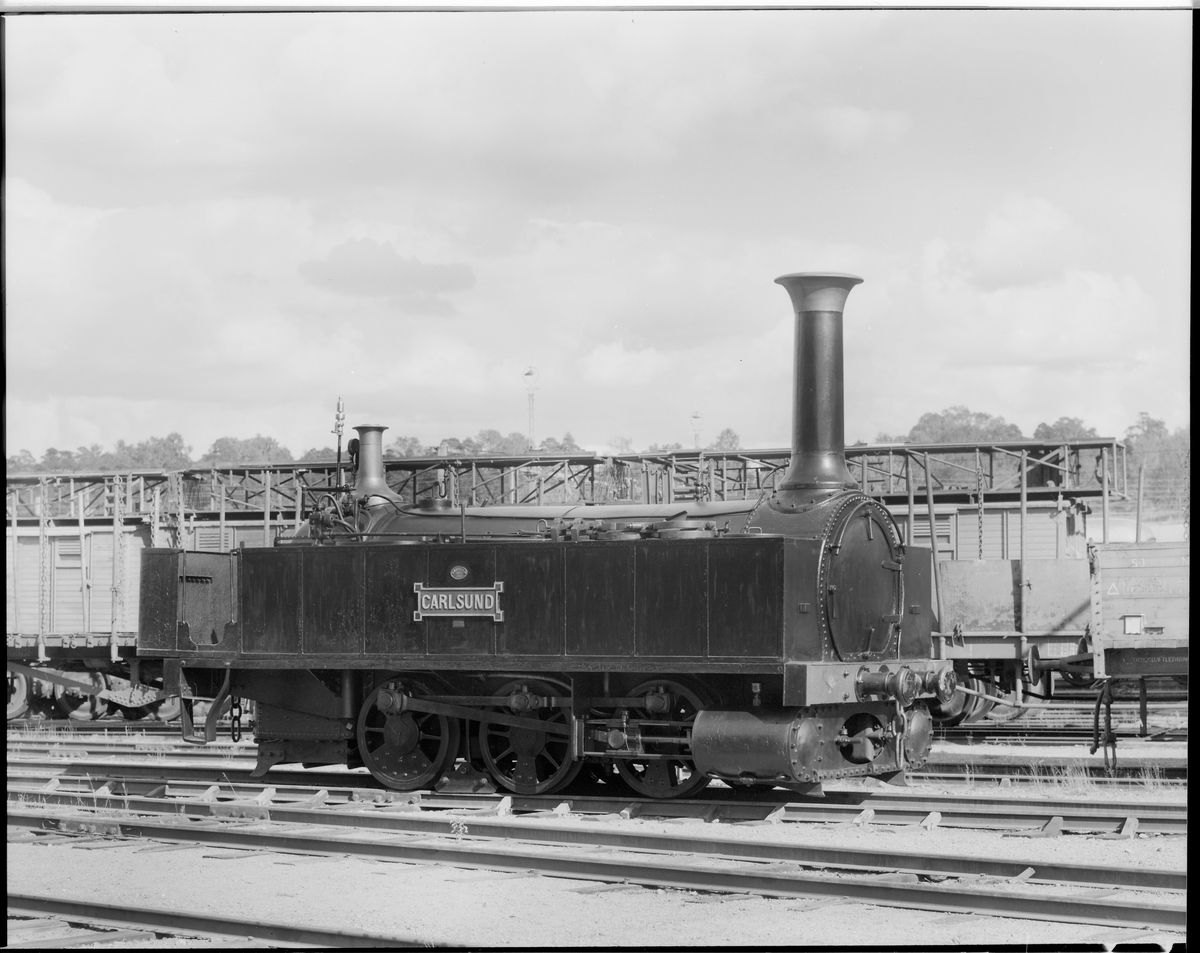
(7, 759, 1189, 833)
(6, 787, 1186, 892)
(914, 771, 1187, 788)
(6, 893, 437, 948)
(6, 808, 1185, 932)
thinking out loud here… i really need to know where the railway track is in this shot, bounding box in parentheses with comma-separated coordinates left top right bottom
(8, 733, 1186, 939)
(6, 895, 434, 948)
(8, 751, 1188, 834)
(9, 728, 1189, 789)
(7, 786, 1186, 933)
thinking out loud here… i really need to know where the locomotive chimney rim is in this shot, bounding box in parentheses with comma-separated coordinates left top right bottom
(774, 272, 863, 315)
(353, 424, 402, 502)
(774, 272, 863, 492)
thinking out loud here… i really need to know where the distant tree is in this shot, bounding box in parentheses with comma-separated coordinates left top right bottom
(6, 449, 39, 472)
(607, 436, 635, 455)
(539, 433, 583, 455)
(38, 448, 81, 472)
(475, 430, 530, 456)
(877, 408, 1025, 491)
(647, 442, 684, 453)
(1122, 413, 1190, 513)
(110, 433, 193, 469)
(904, 406, 1026, 445)
(199, 435, 294, 466)
(436, 436, 483, 457)
(1033, 417, 1099, 442)
(384, 435, 428, 458)
(706, 429, 740, 452)
(1125, 412, 1170, 446)
(298, 446, 338, 463)
(7, 435, 194, 473)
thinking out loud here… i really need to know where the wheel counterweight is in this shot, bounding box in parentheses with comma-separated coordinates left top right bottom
(479, 678, 581, 796)
(357, 678, 460, 791)
(614, 678, 710, 799)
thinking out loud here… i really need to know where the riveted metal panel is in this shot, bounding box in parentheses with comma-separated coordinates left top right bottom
(782, 538, 822, 662)
(1022, 558, 1090, 634)
(899, 547, 931, 658)
(565, 543, 634, 657)
(707, 537, 783, 658)
(364, 546, 426, 655)
(425, 547, 495, 655)
(496, 545, 563, 656)
(242, 548, 302, 654)
(1091, 542, 1190, 655)
(303, 548, 364, 655)
(636, 540, 706, 657)
(137, 550, 180, 651)
(177, 551, 235, 652)
(938, 560, 1018, 631)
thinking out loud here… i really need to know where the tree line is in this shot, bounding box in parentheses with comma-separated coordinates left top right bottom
(7, 408, 1188, 514)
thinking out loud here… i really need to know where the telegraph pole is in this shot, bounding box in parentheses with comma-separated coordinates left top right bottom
(523, 367, 539, 451)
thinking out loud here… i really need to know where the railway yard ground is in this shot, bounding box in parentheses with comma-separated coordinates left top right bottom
(5, 709, 1188, 950)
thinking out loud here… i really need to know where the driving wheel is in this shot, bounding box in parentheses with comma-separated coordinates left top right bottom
(614, 678, 710, 799)
(478, 677, 581, 795)
(357, 677, 460, 791)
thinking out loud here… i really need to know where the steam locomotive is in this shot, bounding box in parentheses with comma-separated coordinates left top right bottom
(137, 272, 957, 798)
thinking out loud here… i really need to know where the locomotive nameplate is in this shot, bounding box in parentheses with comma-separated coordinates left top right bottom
(413, 582, 505, 622)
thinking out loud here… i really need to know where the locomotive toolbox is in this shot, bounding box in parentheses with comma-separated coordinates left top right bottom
(131, 271, 957, 797)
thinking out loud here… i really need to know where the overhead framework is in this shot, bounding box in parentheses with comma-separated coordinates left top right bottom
(6, 437, 1128, 523)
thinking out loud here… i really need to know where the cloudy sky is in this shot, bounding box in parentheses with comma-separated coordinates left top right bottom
(4, 10, 1191, 460)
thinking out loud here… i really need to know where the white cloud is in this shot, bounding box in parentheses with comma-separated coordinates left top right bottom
(2, 13, 1189, 460)
(812, 105, 912, 151)
(967, 193, 1092, 287)
(579, 342, 670, 386)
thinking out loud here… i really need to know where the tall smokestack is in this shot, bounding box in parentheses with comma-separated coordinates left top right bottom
(353, 425, 401, 502)
(774, 272, 863, 491)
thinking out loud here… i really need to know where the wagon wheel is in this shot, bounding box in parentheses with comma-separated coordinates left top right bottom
(7, 669, 30, 721)
(984, 687, 1035, 723)
(151, 695, 182, 722)
(928, 683, 971, 727)
(615, 678, 710, 799)
(960, 677, 998, 725)
(478, 677, 581, 796)
(357, 678, 460, 791)
(53, 671, 110, 721)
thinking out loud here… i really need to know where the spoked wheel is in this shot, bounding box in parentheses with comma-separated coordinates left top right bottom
(984, 687, 1035, 723)
(928, 683, 971, 727)
(357, 677, 461, 791)
(960, 677, 997, 725)
(478, 678, 581, 796)
(614, 678, 710, 799)
(151, 695, 182, 722)
(7, 669, 30, 721)
(54, 671, 110, 721)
